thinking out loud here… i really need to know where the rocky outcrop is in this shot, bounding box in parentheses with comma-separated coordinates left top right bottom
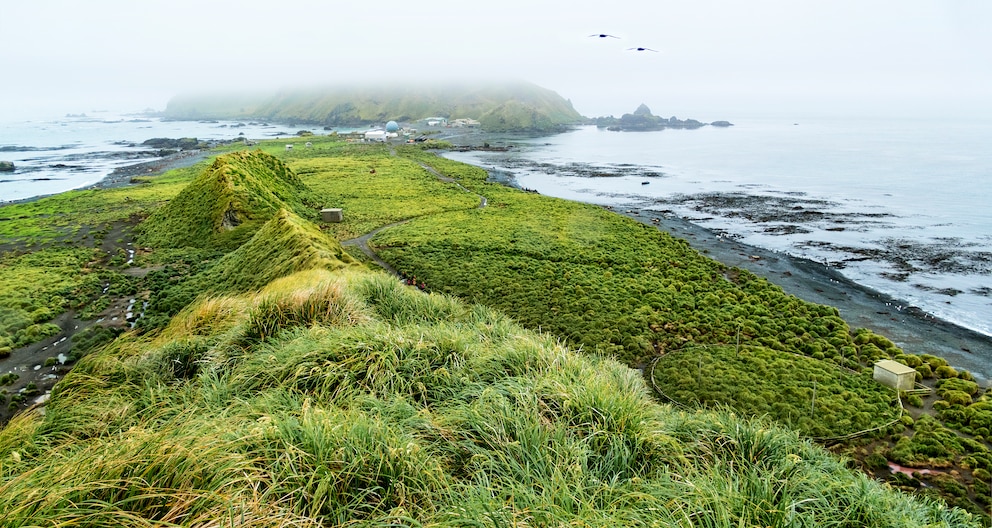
(0, 161, 14, 172)
(141, 137, 204, 150)
(592, 105, 732, 131)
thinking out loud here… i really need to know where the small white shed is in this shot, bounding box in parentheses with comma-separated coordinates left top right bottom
(873, 359, 916, 391)
(364, 130, 388, 142)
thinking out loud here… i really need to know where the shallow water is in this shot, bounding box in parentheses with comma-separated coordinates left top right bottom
(0, 113, 316, 203)
(443, 118, 992, 340)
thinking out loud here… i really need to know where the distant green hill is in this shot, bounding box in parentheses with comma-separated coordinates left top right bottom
(162, 81, 584, 132)
(138, 150, 318, 250)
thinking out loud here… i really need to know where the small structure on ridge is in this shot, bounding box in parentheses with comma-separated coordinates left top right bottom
(321, 208, 343, 223)
(873, 359, 916, 391)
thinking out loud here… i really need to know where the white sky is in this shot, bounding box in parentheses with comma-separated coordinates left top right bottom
(2, 0, 991, 121)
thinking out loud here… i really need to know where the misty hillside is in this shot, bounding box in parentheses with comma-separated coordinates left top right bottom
(162, 81, 584, 132)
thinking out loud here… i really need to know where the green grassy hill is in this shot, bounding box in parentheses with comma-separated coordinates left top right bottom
(0, 268, 978, 526)
(139, 208, 360, 329)
(138, 150, 318, 250)
(162, 81, 584, 132)
(0, 139, 985, 525)
(201, 208, 359, 293)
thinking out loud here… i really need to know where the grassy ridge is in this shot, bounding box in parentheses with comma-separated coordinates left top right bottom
(138, 150, 317, 250)
(163, 81, 584, 132)
(139, 208, 360, 329)
(0, 269, 977, 526)
(203, 208, 359, 292)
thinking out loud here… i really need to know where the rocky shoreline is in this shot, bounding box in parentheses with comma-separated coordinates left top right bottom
(617, 206, 992, 385)
(0, 150, 209, 208)
(468, 145, 992, 384)
(85, 149, 208, 190)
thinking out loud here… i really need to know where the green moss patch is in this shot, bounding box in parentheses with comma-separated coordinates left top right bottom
(0, 248, 102, 347)
(651, 344, 902, 438)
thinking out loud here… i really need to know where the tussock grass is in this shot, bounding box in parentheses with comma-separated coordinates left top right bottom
(0, 268, 978, 526)
(652, 344, 902, 438)
(198, 208, 359, 294)
(138, 150, 317, 250)
(139, 210, 360, 327)
(287, 147, 481, 240)
(244, 272, 366, 341)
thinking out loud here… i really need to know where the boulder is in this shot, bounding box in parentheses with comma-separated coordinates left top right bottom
(0, 161, 14, 172)
(141, 137, 201, 149)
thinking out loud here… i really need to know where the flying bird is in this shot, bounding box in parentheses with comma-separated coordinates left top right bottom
(588, 33, 620, 39)
(627, 46, 659, 52)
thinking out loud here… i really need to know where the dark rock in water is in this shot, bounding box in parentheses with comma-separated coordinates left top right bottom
(141, 137, 202, 150)
(632, 103, 653, 116)
(711, 121, 734, 127)
(592, 104, 728, 131)
(0, 161, 14, 172)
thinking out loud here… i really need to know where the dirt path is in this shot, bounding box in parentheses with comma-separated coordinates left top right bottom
(341, 158, 487, 275)
(341, 222, 409, 276)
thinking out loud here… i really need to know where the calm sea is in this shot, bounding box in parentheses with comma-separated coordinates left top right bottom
(443, 118, 992, 340)
(0, 113, 311, 203)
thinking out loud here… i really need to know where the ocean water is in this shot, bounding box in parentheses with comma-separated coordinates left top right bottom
(442, 118, 992, 339)
(0, 113, 317, 203)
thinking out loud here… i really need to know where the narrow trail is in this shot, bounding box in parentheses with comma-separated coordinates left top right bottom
(341, 222, 409, 276)
(340, 156, 487, 276)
